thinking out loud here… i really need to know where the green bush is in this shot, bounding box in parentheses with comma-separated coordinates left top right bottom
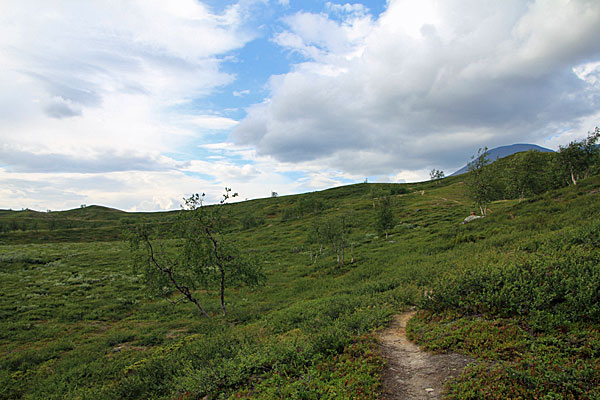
(240, 213, 265, 229)
(423, 221, 600, 330)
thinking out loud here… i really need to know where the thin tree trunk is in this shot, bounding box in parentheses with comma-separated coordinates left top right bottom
(205, 227, 226, 316)
(145, 235, 210, 318)
(220, 269, 226, 316)
(571, 170, 577, 185)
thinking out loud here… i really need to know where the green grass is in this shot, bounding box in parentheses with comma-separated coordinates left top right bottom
(1, 173, 599, 399)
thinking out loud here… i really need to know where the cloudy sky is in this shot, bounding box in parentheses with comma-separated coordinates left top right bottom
(1, 0, 599, 211)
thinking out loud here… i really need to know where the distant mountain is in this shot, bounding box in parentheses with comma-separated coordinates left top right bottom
(451, 144, 554, 176)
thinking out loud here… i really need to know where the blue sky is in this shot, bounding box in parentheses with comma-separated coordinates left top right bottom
(1, 0, 599, 211)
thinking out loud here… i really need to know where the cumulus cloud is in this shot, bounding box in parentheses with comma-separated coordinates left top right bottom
(0, 0, 264, 210)
(0, 0, 252, 169)
(233, 0, 600, 178)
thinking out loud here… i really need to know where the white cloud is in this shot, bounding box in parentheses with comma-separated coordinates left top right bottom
(233, 89, 251, 97)
(272, 7, 374, 61)
(574, 61, 600, 87)
(0, 168, 207, 212)
(0, 0, 263, 210)
(234, 0, 600, 177)
(0, 0, 252, 168)
(326, 2, 369, 17)
(3, 0, 600, 211)
(185, 115, 239, 130)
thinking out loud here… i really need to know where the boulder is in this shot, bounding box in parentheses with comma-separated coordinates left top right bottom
(462, 215, 483, 224)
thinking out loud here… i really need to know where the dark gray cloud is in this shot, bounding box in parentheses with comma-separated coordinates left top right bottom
(44, 98, 82, 119)
(233, 0, 600, 175)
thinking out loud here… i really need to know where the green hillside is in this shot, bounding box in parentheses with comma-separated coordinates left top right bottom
(1, 168, 599, 398)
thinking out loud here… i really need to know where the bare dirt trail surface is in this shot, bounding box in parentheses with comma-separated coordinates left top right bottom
(378, 311, 474, 399)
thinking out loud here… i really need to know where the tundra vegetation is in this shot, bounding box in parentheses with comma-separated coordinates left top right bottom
(129, 189, 265, 317)
(1, 128, 599, 399)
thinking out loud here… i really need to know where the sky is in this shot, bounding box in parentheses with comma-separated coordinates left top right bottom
(1, 0, 599, 211)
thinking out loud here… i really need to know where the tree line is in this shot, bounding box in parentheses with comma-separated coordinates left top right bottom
(467, 127, 599, 215)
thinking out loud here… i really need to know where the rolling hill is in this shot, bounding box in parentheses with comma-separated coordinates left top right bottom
(0, 162, 599, 399)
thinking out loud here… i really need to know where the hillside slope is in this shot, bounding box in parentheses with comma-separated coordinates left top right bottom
(451, 143, 554, 176)
(1, 171, 599, 399)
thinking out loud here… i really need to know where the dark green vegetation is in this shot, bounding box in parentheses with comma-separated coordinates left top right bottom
(1, 143, 600, 399)
(465, 128, 600, 215)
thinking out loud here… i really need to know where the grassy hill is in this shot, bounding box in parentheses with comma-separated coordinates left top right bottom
(1, 171, 599, 399)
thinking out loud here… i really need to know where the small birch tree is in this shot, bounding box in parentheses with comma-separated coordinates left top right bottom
(129, 188, 265, 318)
(557, 127, 600, 186)
(466, 147, 494, 216)
(377, 196, 395, 239)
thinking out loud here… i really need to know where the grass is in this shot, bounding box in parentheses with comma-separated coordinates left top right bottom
(1, 172, 599, 399)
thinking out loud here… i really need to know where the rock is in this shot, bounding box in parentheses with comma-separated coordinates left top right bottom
(461, 215, 483, 224)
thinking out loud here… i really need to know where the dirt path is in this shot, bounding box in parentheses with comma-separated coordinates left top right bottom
(378, 311, 474, 399)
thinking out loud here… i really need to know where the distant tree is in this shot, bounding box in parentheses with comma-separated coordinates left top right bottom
(271, 192, 279, 198)
(306, 221, 324, 264)
(325, 215, 352, 266)
(466, 147, 495, 216)
(429, 169, 445, 183)
(390, 186, 409, 195)
(129, 188, 265, 317)
(557, 127, 600, 186)
(377, 196, 395, 239)
(309, 215, 353, 266)
(370, 186, 385, 208)
(507, 150, 548, 202)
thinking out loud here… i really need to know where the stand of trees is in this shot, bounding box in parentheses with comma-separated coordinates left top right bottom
(465, 127, 600, 214)
(557, 127, 600, 186)
(307, 214, 354, 266)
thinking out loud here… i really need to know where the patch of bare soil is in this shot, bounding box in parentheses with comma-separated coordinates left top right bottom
(379, 311, 474, 399)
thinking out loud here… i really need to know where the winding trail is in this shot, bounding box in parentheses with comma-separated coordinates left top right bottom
(378, 311, 474, 399)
